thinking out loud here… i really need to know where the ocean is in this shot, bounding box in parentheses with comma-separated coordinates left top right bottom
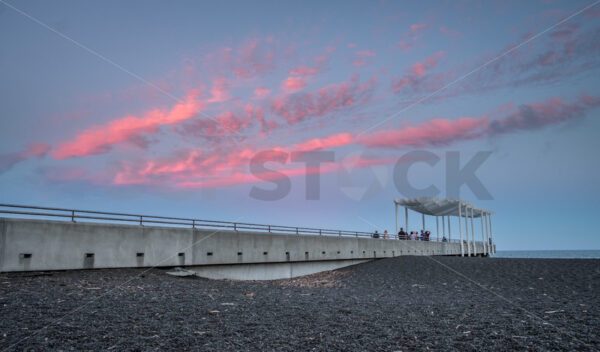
(492, 250, 600, 259)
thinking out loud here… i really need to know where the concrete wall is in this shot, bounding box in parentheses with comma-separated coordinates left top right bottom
(190, 260, 371, 280)
(0, 218, 487, 273)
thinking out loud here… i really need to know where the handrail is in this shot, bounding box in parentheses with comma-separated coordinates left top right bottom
(0, 203, 487, 244)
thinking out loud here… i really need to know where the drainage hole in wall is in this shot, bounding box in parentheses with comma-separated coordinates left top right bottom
(207, 252, 213, 256)
(263, 251, 268, 255)
(20, 253, 32, 259)
(178, 252, 184, 257)
(85, 253, 94, 258)
(322, 251, 326, 255)
(337, 251, 340, 254)
(237, 252, 243, 256)
(136, 253, 144, 257)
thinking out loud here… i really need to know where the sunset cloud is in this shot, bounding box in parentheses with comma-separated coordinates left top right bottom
(294, 132, 354, 150)
(272, 74, 377, 124)
(0, 143, 51, 173)
(53, 90, 202, 159)
(352, 50, 377, 67)
(282, 76, 308, 93)
(360, 117, 487, 148)
(254, 86, 271, 98)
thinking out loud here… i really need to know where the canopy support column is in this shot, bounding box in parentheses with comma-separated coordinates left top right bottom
(486, 213, 490, 255)
(395, 203, 399, 235)
(448, 216, 451, 241)
(405, 207, 409, 233)
(465, 206, 471, 257)
(458, 203, 464, 257)
(481, 211, 486, 256)
(422, 213, 425, 231)
(436, 216, 439, 242)
(442, 216, 446, 239)
(489, 213, 494, 254)
(470, 207, 476, 256)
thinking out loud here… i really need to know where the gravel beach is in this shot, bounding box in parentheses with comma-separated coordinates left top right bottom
(1, 257, 598, 351)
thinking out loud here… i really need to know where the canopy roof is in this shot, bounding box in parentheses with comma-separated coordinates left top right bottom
(394, 197, 492, 218)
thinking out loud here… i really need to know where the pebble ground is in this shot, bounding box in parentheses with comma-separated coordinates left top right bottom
(1, 256, 598, 351)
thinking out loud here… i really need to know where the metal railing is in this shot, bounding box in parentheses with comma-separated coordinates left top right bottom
(0, 203, 484, 244)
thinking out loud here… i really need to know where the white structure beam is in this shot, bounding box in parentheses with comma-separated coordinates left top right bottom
(489, 213, 494, 254)
(465, 206, 471, 257)
(436, 216, 439, 242)
(470, 207, 476, 256)
(405, 207, 409, 233)
(458, 202, 464, 257)
(395, 203, 399, 235)
(480, 211, 485, 255)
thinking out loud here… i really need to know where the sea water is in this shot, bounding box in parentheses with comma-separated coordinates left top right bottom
(492, 250, 600, 259)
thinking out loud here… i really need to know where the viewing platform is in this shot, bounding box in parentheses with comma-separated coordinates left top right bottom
(0, 199, 495, 279)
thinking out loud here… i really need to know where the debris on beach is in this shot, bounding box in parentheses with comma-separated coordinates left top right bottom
(165, 267, 197, 277)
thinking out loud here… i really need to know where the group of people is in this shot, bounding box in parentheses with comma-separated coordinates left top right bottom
(371, 228, 431, 241)
(397, 228, 431, 241)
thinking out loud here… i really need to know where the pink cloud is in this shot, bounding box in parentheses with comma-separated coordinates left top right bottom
(289, 65, 321, 76)
(294, 132, 354, 150)
(104, 93, 600, 190)
(271, 74, 377, 124)
(0, 143, 51, 174)
(230, 38, 277, 78)
(352, 50, 377, 67)
(396, 26, 600, 101)
(207, 77, 230, 103)
(410, 23, 427, 32)
(53, 90, 202, 159)
(282, 76, 308, 93)
(254, 86, 271, 98)
(488, 95, 600, 135)
(360, 117, 488, 148)
(23, 143, 51, 158)
(397, 40, 413, 51)
(356, 50, 376, 57)
(440, 26, 463, 39)
(393, 51, 447, 91)
(412, 62, 427, 76)
(347, 43, 357, 48)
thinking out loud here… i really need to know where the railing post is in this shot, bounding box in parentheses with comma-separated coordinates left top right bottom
(355, 232, 358, 237)
(139, 216, 143, 226)
(339, 230, 341, 237)
(296, 227, 299, 235)
(71, 210, 75, 223)
(192, 219, 195, 229)
(319, 229, 322, 236)
(268, 225, 271, 233)
(234, 223, 237, 231)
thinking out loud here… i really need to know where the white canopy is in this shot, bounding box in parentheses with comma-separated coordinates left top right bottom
(393, 197, 495, 257)
(394, 197, 492, 218)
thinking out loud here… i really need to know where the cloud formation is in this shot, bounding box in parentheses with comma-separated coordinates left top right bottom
(0, 143, 51, 173)
(53, 90, 203, 159)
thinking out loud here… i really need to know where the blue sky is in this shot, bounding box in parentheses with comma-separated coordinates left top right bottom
(1, 0, 599, 250)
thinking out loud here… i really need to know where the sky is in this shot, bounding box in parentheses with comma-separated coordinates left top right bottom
(1, 0, 599, 250)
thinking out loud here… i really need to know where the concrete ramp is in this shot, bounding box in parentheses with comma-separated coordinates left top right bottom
(0, 218, 479, 275)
